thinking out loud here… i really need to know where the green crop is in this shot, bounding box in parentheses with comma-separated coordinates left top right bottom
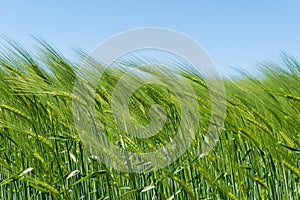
(0, 40, 299, 199)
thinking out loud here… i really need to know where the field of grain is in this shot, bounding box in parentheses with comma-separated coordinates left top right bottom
(0, 41, 299, 199)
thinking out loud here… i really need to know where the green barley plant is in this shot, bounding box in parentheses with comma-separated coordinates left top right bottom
(0, 40, 299, 199)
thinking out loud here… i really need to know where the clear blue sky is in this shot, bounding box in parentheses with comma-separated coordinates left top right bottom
(0, 0, 299, 76)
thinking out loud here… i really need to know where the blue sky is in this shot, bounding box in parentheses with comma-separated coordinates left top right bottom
(0, 0, 299, 76)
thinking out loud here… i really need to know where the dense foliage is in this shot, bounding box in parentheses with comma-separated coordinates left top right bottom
(0, 41, 299, 199)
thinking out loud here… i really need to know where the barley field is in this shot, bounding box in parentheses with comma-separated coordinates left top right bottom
(0, 41, 299, 199)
